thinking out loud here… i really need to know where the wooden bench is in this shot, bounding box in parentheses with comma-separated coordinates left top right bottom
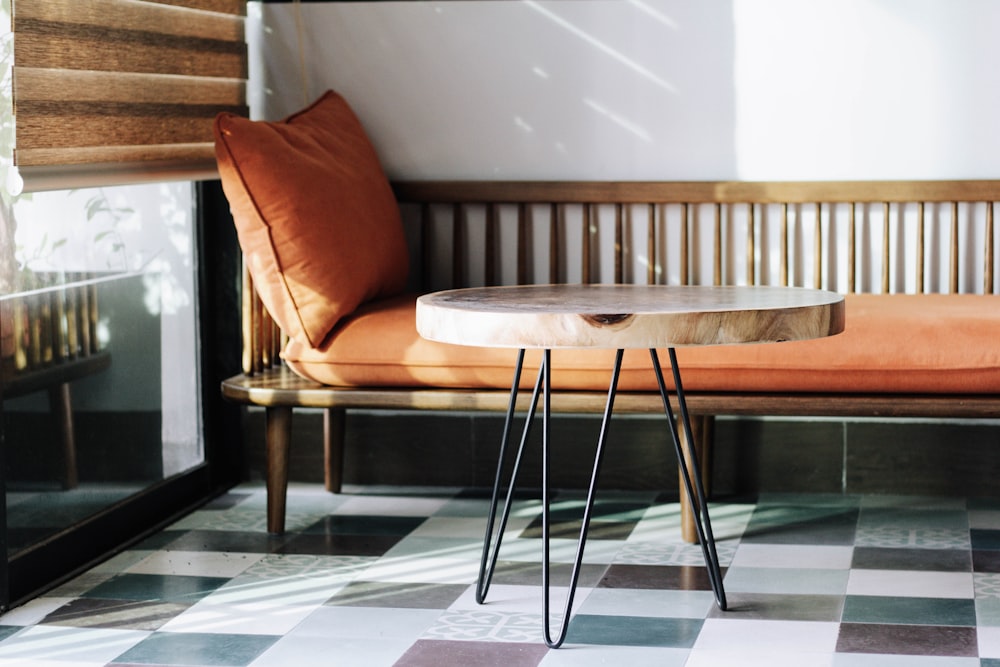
(221, 180, 1000, 538)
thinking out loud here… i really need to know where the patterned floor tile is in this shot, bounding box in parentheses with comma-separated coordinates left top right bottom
(723, 567, 850, 596)
(158, 600, 319, 635)
(707, 592, 844, 622)
(574, 587, 714, 619)
(325, 580, 469, 609)
(846, 569, 974, 599)
(41, 598, 191, 631)
(394, 638, 550, 667)
(82, 573, 231, 604)
(5, 484, 1000, 665)
(613, 539, 738, 567)
(485, 559, 608, 588)
(741, 506, 859, 545)
(730, 544, 854, 570)
(421, 609, 549, 643)
(110, 630, 279, 666)
(842, 595, 976, 626)
(832, 655, 979, 666)
(0, 624, 149, 664)
(598, 563, 719, 591)
(975, 550, 1000, 573)
(693, 617, 840, 652)
(836, 622, 978, 657)
(851, 547, 971, 572)
(973, 530, 1000, 551)
(538, 644, 689, 666)
(564, 614, 703, 647)
(160, 529, 291, 554)
(854, 527, 971, 550)
(126, 550, 265, 578)
(978, 575, 1000, 599)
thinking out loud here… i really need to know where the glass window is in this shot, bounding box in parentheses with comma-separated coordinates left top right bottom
(1, 182, 202, 555)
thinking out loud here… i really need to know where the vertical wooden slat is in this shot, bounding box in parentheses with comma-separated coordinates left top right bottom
(241, 260, 253, 374)
(713, 203, 722, 286)
(814, 202, 823, 290)
(485, 203, 497, 287)
(582, 204, 593, 284)
(746, 203, 755, 286)
(614, 203, 623, 283)
(517, 203, 529, 285)
(77, 277, 91, 356)
(950, 201, 959, 294)
(260, 307, 273, 367)
(780, 203, 789, 287)
(881, 202, 890, 294)
(452, 203, 465, 288)
(916, 201, 925, 294)
(679, 203, 689, 286)
(647, 203, 657, 285)
(548, 203, 560, 284)
(848, 203, 857, 294)
(986, 202, 995, 295)
(420, 203, 432, 292)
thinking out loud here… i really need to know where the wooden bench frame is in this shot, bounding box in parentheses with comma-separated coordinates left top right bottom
(221, 180, 1000, 538)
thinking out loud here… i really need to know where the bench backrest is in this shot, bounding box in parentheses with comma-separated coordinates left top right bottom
(242, 180, 1000, 374)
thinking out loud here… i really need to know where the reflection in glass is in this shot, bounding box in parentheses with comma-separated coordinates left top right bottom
(0, 183, 202, 556)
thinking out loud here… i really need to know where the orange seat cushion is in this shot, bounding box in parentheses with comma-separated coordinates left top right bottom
(214, 91, 409, 349)
(283, 293, 1000, 394)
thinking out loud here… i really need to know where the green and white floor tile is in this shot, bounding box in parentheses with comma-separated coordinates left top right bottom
(0, 483, 998, 666)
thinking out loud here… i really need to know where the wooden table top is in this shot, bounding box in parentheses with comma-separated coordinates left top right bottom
(416, 284, 845, 349)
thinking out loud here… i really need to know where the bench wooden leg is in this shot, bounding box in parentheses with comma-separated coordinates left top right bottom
(679, 414, 714, 543)
(49, 382, 78, 490)
(265, 406, 293, 534)
(324, 408, 346, 493)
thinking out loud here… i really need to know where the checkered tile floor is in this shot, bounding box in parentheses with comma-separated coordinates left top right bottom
(2, 483, 1000, 666)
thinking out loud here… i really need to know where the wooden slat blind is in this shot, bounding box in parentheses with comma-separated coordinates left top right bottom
(11, 0, 247, 191)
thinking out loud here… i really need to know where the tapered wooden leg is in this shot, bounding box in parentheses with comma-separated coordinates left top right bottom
(324, 408, 346, 493)
(49, 382, 78, 489)
(265, 406, 293, 534)
(679, 414, 713, 543)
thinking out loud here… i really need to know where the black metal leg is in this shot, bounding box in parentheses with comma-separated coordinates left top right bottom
(476, 348, 625, 648)
(477, 349, 545, 604)
(542, 348, 623, 648)
(650, 348, 727, 610)
(479, 347, 724, 648)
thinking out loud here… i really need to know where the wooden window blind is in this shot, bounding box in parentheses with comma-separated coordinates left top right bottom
(11, 0, 247, 191)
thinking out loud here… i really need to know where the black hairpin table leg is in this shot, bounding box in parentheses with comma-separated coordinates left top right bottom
(650, 348, 727, 610)
(478, 347, 726, 650)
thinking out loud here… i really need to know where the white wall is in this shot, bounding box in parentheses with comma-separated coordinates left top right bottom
(250, 0, 1000, 181)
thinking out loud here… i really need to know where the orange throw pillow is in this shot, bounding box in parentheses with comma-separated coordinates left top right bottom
(214, 91, 409, 349)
